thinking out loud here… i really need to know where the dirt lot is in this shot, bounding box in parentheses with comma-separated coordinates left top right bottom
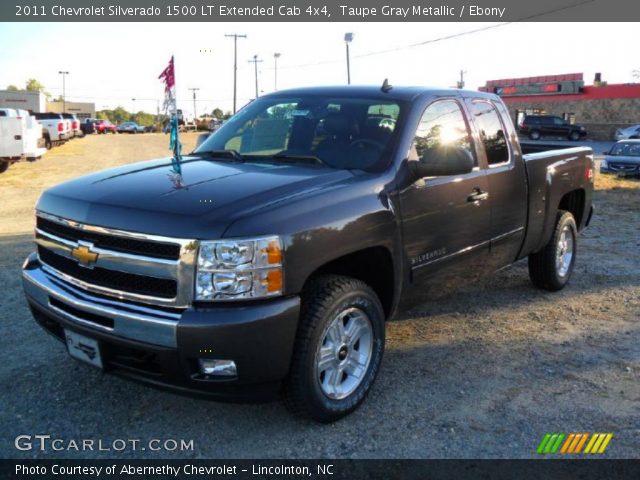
(0, 134, 638, 458)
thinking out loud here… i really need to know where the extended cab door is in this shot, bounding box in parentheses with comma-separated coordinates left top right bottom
(466, 98, 528, 269)
(399, 98, 491, 297)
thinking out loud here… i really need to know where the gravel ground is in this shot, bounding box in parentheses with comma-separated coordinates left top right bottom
(0, 134, 638, 459)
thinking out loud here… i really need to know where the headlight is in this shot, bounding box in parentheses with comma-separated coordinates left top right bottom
(601, 159, 608, 168)
(195, 236, 283, 301)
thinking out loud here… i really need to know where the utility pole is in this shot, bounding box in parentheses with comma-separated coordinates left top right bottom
(249, 55, 263, 99)
(58, 71, 69, 112)
(457, 70, 467, 89)
(225, 33, 247, 114)
(188, 87, 200, 120)
(344, 33, 354, 85)
(274, 53, 281, 91)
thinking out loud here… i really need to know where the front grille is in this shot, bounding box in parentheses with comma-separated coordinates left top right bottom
(610, 163, 639, 172)
(38, 246, 177, 299)
(50, 297, 115, 329)
(37, 216, 181, 260)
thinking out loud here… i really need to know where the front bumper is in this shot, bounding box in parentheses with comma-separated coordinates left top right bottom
(22, 254, 300, 401)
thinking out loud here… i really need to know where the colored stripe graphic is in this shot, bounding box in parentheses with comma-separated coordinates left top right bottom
(537, 433, 552, 454)
(539, 433, 612, 454)
(598, 434, 613, 453)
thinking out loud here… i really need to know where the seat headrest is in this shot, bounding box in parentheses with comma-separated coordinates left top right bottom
(323, 114, 352, 136)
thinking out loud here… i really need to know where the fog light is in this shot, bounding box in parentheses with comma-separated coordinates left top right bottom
(199, 359, 237, 377)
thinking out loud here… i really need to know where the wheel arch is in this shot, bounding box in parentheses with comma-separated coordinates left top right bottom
(302, 246, 396, 320)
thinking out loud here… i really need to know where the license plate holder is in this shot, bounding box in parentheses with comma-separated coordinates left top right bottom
(64, 329, 103, 369)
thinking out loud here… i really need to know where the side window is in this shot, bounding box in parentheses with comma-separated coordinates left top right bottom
(471, 101, 509, 166)
(411, 99, 475, 164)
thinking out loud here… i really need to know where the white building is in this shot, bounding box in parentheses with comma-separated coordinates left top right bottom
(0, 89, 47, 113)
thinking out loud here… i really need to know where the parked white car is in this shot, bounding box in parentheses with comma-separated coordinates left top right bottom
(614, 124, 640, 141)
(0, 108, 47, 174)
(33, 112, 71, 148)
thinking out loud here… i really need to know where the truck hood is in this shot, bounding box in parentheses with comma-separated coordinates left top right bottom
(37, 155, 354, 239)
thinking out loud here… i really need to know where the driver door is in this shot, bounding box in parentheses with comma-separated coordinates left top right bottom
(399, 98, 491, 299)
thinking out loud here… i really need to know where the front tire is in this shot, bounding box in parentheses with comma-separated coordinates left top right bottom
(569, 131, 580, 141)
(284, 275, 385, 423)
(529, 130, 541, 140)
(528, 210, 577, 291)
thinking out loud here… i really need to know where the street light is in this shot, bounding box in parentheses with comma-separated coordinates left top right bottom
(274, 53, 281, 91)
(58, 71, 69, 112)
(249, 55, 263, 99)
(225, 33, 247, 114)
(344, 33, 354, 85)
(188, 88, 200, 120)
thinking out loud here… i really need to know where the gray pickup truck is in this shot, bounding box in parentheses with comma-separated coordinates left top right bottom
(22, 85, 594, 422)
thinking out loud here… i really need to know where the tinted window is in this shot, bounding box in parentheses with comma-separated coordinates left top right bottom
(553, 117, 566, 125)
(0, 111, 6, 117)
(471, 101, 509, 166)
(410, 99, 474, 165)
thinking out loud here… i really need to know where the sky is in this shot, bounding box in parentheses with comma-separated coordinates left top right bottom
(0, 22, 638, 116)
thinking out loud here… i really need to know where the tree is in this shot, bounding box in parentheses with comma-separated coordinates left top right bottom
(211, 108, 224, 119)
(6, 84, 19, 91)
(25, 78, 48, 95)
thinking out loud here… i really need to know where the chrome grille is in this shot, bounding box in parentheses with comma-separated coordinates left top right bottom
(35, 212, 198, 308)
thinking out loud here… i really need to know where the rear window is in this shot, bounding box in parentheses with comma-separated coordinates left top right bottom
(0, 111, 6, 117)
(34, 113, 61, 120)
(471, 101, 509, 166)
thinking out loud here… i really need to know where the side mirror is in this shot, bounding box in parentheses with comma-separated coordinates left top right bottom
(411, 146, 474, 178)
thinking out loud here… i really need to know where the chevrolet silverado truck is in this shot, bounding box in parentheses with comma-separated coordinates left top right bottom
(22, 86, 594, 422)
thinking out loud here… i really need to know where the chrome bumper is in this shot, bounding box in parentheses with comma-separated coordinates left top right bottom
(22, 256, 180, 348)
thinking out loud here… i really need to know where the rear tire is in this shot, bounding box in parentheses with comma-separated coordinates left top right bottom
(284, 275, 385, 423)
(569, 131, 580, 141)
(44, 136, 52, 150)
(0, 161, 9, 174)
(528, 210, 578, 291)
(529, 130, 541, 140)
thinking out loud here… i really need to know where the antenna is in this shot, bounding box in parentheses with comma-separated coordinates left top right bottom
(381, 78, 392, 93)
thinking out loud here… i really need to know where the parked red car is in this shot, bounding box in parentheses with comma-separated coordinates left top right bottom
(94, 120, 117, 134)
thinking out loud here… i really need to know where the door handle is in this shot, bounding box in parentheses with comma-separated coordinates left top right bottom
(467, 189, 489, 202)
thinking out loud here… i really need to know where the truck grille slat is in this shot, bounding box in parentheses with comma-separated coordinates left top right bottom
(36, 217, 181, 260)
(38, 246, 177, 299)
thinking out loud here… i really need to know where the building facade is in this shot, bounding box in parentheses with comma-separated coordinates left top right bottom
(0, 89, 47, 113)
(480, 73, 640, 140)
(47, 100, 96, 119)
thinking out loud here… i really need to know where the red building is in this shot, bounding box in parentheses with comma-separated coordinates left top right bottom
(479, 73, 640, 140)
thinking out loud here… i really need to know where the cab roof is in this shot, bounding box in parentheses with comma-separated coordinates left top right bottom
(266, 85, 500, 103)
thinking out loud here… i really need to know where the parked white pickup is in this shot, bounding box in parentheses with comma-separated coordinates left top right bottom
(0, 108, 47, 174)
(33, 112, 72, 148)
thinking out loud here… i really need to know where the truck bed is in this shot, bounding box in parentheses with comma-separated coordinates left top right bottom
(519, 144, 594, 259)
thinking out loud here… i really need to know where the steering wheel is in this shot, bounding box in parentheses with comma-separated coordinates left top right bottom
(349, 138, 385, 151)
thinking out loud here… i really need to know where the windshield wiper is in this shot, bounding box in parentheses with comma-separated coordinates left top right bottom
(201, 149, 244, 162)
(269, 153, 328, 166)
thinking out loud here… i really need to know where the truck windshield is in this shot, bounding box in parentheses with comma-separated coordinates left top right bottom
(195, 96, 403, 171)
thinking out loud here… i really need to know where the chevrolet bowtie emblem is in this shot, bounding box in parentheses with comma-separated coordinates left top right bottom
(71, 244, 99, 267)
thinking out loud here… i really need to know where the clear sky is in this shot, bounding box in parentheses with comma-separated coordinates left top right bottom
(0, 22, 637, 116)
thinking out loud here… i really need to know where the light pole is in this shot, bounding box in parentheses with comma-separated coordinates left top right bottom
(249, 55, 263, 99)
(131, 98, 136, 121)
(58, 71, 69, 112)
(188, 88, 200, 120)
(274, 52, 281, 91)
(225, 33, 247, 114)
(344, 33, 353, 85)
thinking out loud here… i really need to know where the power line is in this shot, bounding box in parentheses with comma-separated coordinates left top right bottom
(271, 0, 597, 71)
